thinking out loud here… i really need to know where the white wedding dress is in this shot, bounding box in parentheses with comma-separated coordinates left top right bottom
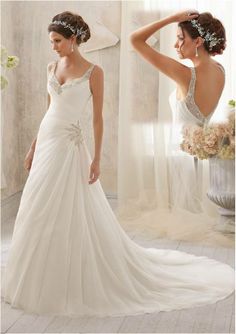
(168, 63, 231, 212)
(2, 61, 234, 318)
(168, 66, 217, 213)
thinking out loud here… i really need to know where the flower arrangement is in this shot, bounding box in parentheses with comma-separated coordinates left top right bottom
(1, 45, 19, 90)
(180, 100, 235, 160)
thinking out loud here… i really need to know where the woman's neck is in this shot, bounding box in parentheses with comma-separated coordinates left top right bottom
(61, 49, 85, 67)
(190, 48, 211, 68)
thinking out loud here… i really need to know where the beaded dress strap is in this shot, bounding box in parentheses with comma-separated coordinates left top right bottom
(85, 64, 95, 79)
(185, 67, 196, 100)
(184, 67, 208, 123)
(47, 61, 56, 79)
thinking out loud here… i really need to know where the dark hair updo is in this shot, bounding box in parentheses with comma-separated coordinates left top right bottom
(178, 12, 226, 55)
(48, 11, 91, 45)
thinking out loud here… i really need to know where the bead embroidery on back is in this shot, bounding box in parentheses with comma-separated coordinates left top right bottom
(184, 67, 215, 123)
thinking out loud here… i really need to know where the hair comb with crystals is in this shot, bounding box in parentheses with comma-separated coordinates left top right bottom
(52, 20, 88, 40)
(190, 19, 224, 50)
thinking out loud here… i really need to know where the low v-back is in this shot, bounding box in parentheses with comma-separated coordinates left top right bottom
(167, 63, 226, 216)
(179, 67, 215, 121)
(169, 65, 225, 126)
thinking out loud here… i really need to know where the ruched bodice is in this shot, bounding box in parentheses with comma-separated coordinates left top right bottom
(36, 61, 95, 148)
(46, 61, 95, 123)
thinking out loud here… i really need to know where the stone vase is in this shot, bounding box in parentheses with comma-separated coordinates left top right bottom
(207, 157, 235, 233)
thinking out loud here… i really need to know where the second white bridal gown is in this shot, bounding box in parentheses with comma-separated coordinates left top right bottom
(2, 61, 234, 317)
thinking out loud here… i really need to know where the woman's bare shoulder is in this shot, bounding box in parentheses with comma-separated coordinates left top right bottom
(91, 64, 103, 75)
(211, 60, 225, 75)
(90, 64, 104, 82)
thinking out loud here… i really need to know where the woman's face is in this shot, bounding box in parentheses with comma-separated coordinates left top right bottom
(174, 27, 196, 59)
(49, 31, 74, 57)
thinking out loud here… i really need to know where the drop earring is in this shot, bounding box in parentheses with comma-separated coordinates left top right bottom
(71, 43, 74, 52)
(195, 47, 198, 57)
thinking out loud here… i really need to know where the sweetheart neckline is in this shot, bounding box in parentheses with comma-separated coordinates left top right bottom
(52, 73, 87, 88)
(52, 62, 94, 88)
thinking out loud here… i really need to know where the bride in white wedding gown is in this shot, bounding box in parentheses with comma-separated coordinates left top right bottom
(2, 11, 234, 318)
(126, 10, 233, 243)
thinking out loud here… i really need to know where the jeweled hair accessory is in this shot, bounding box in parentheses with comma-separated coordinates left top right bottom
(52, 20, 88, 41)
(190, 19, 224, 51)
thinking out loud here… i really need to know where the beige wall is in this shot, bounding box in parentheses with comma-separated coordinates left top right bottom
(1, 1, 121, 200)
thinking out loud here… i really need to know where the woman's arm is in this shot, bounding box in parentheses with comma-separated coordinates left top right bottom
(24, 138, 36, 171)
(24, 63, 53, 172)
(29, 138, 37, 152)
(88, 65, 104, 184)
(46, 62, 54, 110)
(130, 11, 199, 85)
(47, 93, 51, 109)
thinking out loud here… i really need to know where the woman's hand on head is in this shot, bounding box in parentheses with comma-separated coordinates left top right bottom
(170, 10, 199, 23)
(89, 159, 100, 184)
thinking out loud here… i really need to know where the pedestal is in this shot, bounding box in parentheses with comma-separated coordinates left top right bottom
(207, 157, 235, 234)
